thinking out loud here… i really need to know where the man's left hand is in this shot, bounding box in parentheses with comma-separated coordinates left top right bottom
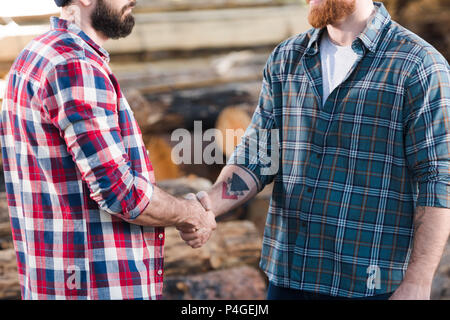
(177, 192, 216, 249)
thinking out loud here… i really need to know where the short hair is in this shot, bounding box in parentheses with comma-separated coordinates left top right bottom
(54, 0, 73, 7)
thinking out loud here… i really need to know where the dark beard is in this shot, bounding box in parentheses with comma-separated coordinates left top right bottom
(91, 0, 136, 39)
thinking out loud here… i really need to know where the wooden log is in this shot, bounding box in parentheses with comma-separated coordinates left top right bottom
(0, 222, 12, 240)
(163, 265, 267, 300)
(111, 6, 310, 54)
(0, 249, 20, 300)
(143, 83, 257, 132)
(135, 0, 297, 13)
(163, 220, 262, 276)
(0, 5, 310, 63)
(6, 0, 299, 25)
(125, 81, 260, 134)
(126, 89, 184, 134)
(214, 104, 254, 158)
(142, 132, 227, 184)
(115, 49, 269, 92)
(156, 175, 213, 197)
(142, 135, 184, 181)
(0, 193, 9, 224)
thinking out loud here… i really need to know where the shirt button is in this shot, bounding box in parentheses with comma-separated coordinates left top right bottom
(302, 221, 307, 228)
(157, 270, 163, 275)
(316, 153, 321, 159)
(158, 233, 164, 239)
(307, 188, 313, 193)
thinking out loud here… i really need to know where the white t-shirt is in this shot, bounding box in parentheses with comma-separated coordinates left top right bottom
(320, 31, 358, 106)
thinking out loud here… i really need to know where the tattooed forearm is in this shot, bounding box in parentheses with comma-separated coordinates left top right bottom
(222, 173, 250, 200)
(205, 165, 260, 217)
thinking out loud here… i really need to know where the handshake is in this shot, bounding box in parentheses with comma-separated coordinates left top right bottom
(176, 191, 217, 249)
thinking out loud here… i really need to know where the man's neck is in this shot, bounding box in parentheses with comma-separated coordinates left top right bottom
(60, 5, 108, 47)
(326, 0, 375, 47)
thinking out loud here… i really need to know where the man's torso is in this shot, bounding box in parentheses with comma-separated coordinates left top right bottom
(0, 17, 164, 300)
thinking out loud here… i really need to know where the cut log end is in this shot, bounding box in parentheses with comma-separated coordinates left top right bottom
(215, 105, 254, 158)
(144, 135, 183, 181)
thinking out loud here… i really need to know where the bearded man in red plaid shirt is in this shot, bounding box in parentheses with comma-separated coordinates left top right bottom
(0, 0, 216, 300)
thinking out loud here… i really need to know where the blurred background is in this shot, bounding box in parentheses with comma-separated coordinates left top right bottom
(0, 0, 449, 300)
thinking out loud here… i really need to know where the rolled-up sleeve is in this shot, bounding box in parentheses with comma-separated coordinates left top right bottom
(403, 51, 450, 208)
(42, 58, 153, 220)
(227, 54, 279, 191)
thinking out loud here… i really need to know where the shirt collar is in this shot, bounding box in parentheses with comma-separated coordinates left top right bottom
(306, 1, 391, 55)
(50, 16, 110, 62)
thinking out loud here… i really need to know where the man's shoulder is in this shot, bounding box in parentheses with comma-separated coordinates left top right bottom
(11, 29, 93, 80)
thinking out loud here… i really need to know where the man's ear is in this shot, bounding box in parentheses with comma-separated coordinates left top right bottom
(62, 3, 82, 25)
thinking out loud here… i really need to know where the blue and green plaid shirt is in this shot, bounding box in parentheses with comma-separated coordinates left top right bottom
(228, 2, 450, 298)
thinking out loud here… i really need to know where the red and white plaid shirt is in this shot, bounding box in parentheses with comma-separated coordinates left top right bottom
(0, 17, 164, 299)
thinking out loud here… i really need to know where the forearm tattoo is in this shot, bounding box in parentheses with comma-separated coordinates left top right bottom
(221, 173, 249, 200)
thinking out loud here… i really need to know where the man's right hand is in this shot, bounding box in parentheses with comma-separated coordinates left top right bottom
(176, 194, 216, 233)
(175, 193, 216, 248)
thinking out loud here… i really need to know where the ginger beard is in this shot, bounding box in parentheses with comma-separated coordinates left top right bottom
(307, 0, 356, 29)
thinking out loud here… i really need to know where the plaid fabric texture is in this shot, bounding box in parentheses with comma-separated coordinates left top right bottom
(0, 17, 164, 299)
(228, 2, 450, 297)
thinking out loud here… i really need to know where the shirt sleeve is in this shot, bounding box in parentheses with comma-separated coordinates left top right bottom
(227, 53, 279, 191)
(403, 51, 450, 209)
(42, 58, 153, 220)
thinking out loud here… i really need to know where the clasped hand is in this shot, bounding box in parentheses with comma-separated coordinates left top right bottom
(176, 191, 216, 249)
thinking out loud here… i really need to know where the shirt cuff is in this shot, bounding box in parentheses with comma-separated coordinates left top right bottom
(416, 180, 450, 209)
(227, 154, 267, 192)
(125, 175, 154, 220)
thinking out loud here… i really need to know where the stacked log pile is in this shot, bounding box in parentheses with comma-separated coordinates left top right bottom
(162, 220, 267, 300)
(0, 0, 309, 74)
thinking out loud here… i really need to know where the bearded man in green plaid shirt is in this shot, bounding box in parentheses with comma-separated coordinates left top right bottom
(178, 0, 450, 300)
